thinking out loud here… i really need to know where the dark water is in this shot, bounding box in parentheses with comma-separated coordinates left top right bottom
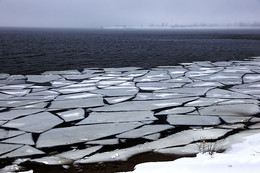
(0, 27, 260, 74)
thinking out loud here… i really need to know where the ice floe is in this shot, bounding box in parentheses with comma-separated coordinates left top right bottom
(104, 96, 133, 104)
(36, 122, 143, 148)
(2, 112, 63, 133)
(56, 146, 102, 160)
(57, 108, 85, 122)
(0, 145, 44, 158)
(1, 89, 30, 97)
(199, 104, 260, 116)
(156, 107, 196, 115)
(0, 129, 25, 139)
(206, 88, 253, 99)
(167, 115, 221, 126)
(77, 111, 156, 124)
(90, 88, 139, 97)
(220, 116, 251, 124)
(155, 87, 212, 96)
(0, 84, 32, 90)
(52, 86, 97, 94)
(55, 92, 100, 100)
(30, 156, 73, 165)
(0, 108, 45, 120)
(86, 139, 119, 145)
(143, 133, 161, 140)
(0, 143, 23, 155)
(243, 74, 260, 83)
(92, 97, 197, 112)
(137, 82, 184, 91)
(116, 125, 173, 139)
(26, 75, 62, 83)
(49, 97, 104, 109)
(1, 133, 34, 145)
(42, 70, 81, 75)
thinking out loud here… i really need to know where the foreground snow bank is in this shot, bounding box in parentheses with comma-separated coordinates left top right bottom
(129, 133, 260, 173)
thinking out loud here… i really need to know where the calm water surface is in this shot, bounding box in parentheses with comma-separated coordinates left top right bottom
(0, 28, 260, 74)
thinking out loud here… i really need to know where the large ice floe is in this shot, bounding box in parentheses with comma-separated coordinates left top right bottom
(1, 57, 260, 172)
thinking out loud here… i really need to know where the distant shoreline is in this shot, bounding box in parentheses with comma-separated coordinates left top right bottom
(1, 26, 260, 31)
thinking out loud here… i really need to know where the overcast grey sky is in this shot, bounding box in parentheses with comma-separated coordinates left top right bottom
(0, 0, 260, 28)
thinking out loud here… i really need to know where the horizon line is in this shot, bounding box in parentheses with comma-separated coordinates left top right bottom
(1, 25, 260, 30)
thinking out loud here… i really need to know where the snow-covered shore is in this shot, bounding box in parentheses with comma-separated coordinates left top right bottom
(129, 132, 260, 173)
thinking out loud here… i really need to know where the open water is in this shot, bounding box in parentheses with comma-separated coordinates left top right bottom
(0, 27, 260, 74)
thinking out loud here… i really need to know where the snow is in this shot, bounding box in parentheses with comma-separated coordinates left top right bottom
(128, 133, 260, 173)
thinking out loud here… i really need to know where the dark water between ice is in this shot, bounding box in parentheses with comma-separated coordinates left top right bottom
(0, 27, 260, 74)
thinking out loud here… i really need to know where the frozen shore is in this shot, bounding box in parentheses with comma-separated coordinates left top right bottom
(129, 132, 260, 173)
(1, 57, 260, 172)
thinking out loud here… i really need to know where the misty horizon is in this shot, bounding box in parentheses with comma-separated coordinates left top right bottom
(2, 22, 260, 30)
(0, 0, 260, 29)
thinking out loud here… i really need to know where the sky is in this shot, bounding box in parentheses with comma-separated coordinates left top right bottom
(0, 0, 260, 28)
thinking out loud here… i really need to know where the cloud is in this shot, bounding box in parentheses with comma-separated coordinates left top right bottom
(0, 0, 259, 28)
